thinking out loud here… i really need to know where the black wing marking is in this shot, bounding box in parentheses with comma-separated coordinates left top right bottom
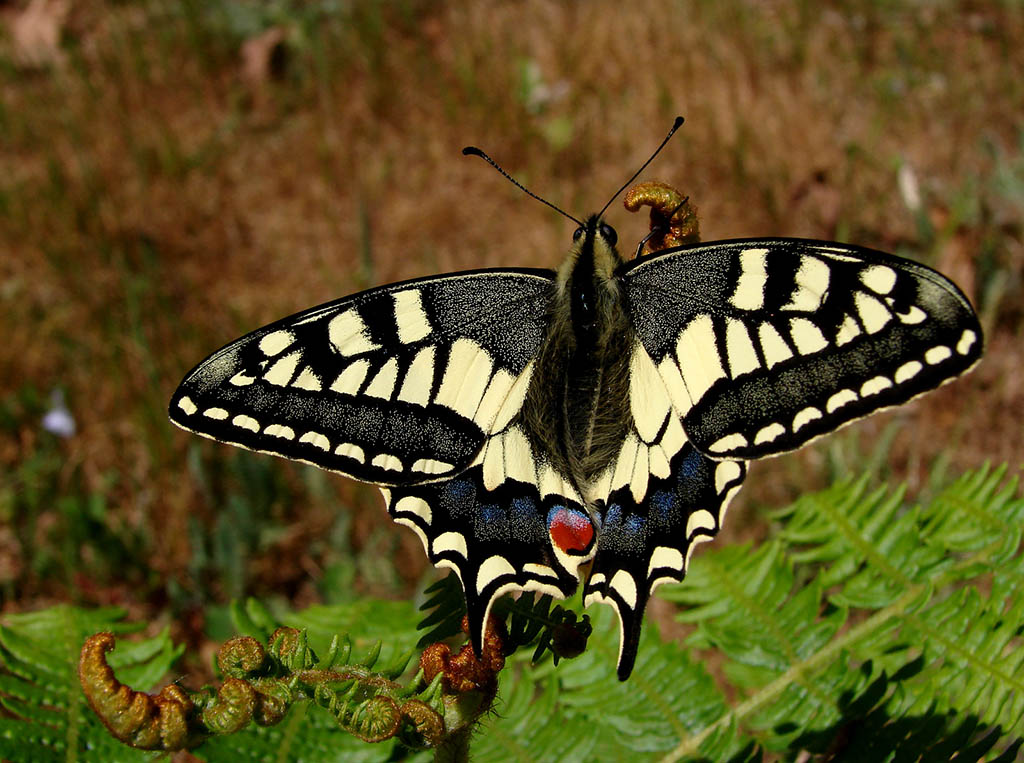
(170, 269, 554, 485)
(385, 421, 596, 657)
(583, 342, 746, 679)
(622, 238, 983, 460)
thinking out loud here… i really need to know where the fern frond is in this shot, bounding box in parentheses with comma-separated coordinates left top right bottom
(657, 465, 1024, 760)
(921, 465, 1023, 562)
(193, 598, 434, 762)
(416, 573, 466, 647)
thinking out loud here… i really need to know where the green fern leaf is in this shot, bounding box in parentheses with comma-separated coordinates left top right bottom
(922, 465, 1023, 562)
(416, 573, 466, 647)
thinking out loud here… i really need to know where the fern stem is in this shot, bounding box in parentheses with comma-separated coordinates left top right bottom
(658, 583, 926, 762)
(433, 725, 472, 763)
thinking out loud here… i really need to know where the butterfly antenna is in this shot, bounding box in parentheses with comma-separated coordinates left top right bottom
(597, 116, 685, 220)
(462, 146, 584, 226)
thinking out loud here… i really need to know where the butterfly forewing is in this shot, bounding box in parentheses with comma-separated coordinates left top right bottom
(170, 270, 555, 485)
(623, 239, 983, 460)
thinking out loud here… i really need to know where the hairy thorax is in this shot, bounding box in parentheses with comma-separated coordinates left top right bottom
(519, 222, 634, 499)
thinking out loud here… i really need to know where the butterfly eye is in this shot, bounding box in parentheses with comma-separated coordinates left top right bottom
(572, 227, 585, 242)
(599, 223, 617, 246)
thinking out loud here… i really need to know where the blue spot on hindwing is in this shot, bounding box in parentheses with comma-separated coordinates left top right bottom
(509, 495, 545, 543)
(600, 502, 645, 552)
(678, 447, 703, 481)
(511, 495, 537, 518)
(439, 476, 480, 520)
(672, 448, 714, 506)
(604, 503, 623, 528)
(481, 503, 504, 524)
(477, 502, 509, 541)
(625, 514, 644, 535)
(651, 490, 675, 519)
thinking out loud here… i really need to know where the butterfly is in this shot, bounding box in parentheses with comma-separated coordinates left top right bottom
(169, 120, 982, 679)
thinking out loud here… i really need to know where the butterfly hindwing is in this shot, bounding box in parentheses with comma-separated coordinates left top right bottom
(623, 239, 983, 460)
(170, 270, 554, 486)
(386, 422, 596, 656)
(587, 445, 745, 679)
(584, 342, 747, 679)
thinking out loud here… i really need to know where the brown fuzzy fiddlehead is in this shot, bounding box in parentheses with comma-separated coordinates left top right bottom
(80, 624, 488, 752)
(80, 632, 201, 750)
(624, 181, 700, 255)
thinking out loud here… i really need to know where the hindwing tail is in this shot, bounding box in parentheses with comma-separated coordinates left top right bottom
(586, 445, 745, 679)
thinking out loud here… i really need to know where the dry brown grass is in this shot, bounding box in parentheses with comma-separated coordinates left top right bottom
(1, 0, 1021, 652)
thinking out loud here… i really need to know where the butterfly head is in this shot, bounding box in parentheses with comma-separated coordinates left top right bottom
(566, 215, 623, 279)
(572, 216, 618, 249)
(558, 215, 628, 334)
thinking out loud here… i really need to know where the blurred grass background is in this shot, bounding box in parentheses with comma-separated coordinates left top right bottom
(1, 0, 1020, 677)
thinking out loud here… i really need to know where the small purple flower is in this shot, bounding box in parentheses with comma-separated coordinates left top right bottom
(42, 389, 75, 438)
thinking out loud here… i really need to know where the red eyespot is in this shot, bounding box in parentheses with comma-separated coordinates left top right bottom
(548, 507, 594, 553)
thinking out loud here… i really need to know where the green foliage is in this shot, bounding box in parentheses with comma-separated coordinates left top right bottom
(3, 467, 1022, 760)
(416, 573, 467, 647)
(659, 464, 1024, 759)
(0, 606, 181, 762)
(473, 606, 740, 762)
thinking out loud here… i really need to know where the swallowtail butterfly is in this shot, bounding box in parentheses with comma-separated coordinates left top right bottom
(170, 120, 982, 679)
